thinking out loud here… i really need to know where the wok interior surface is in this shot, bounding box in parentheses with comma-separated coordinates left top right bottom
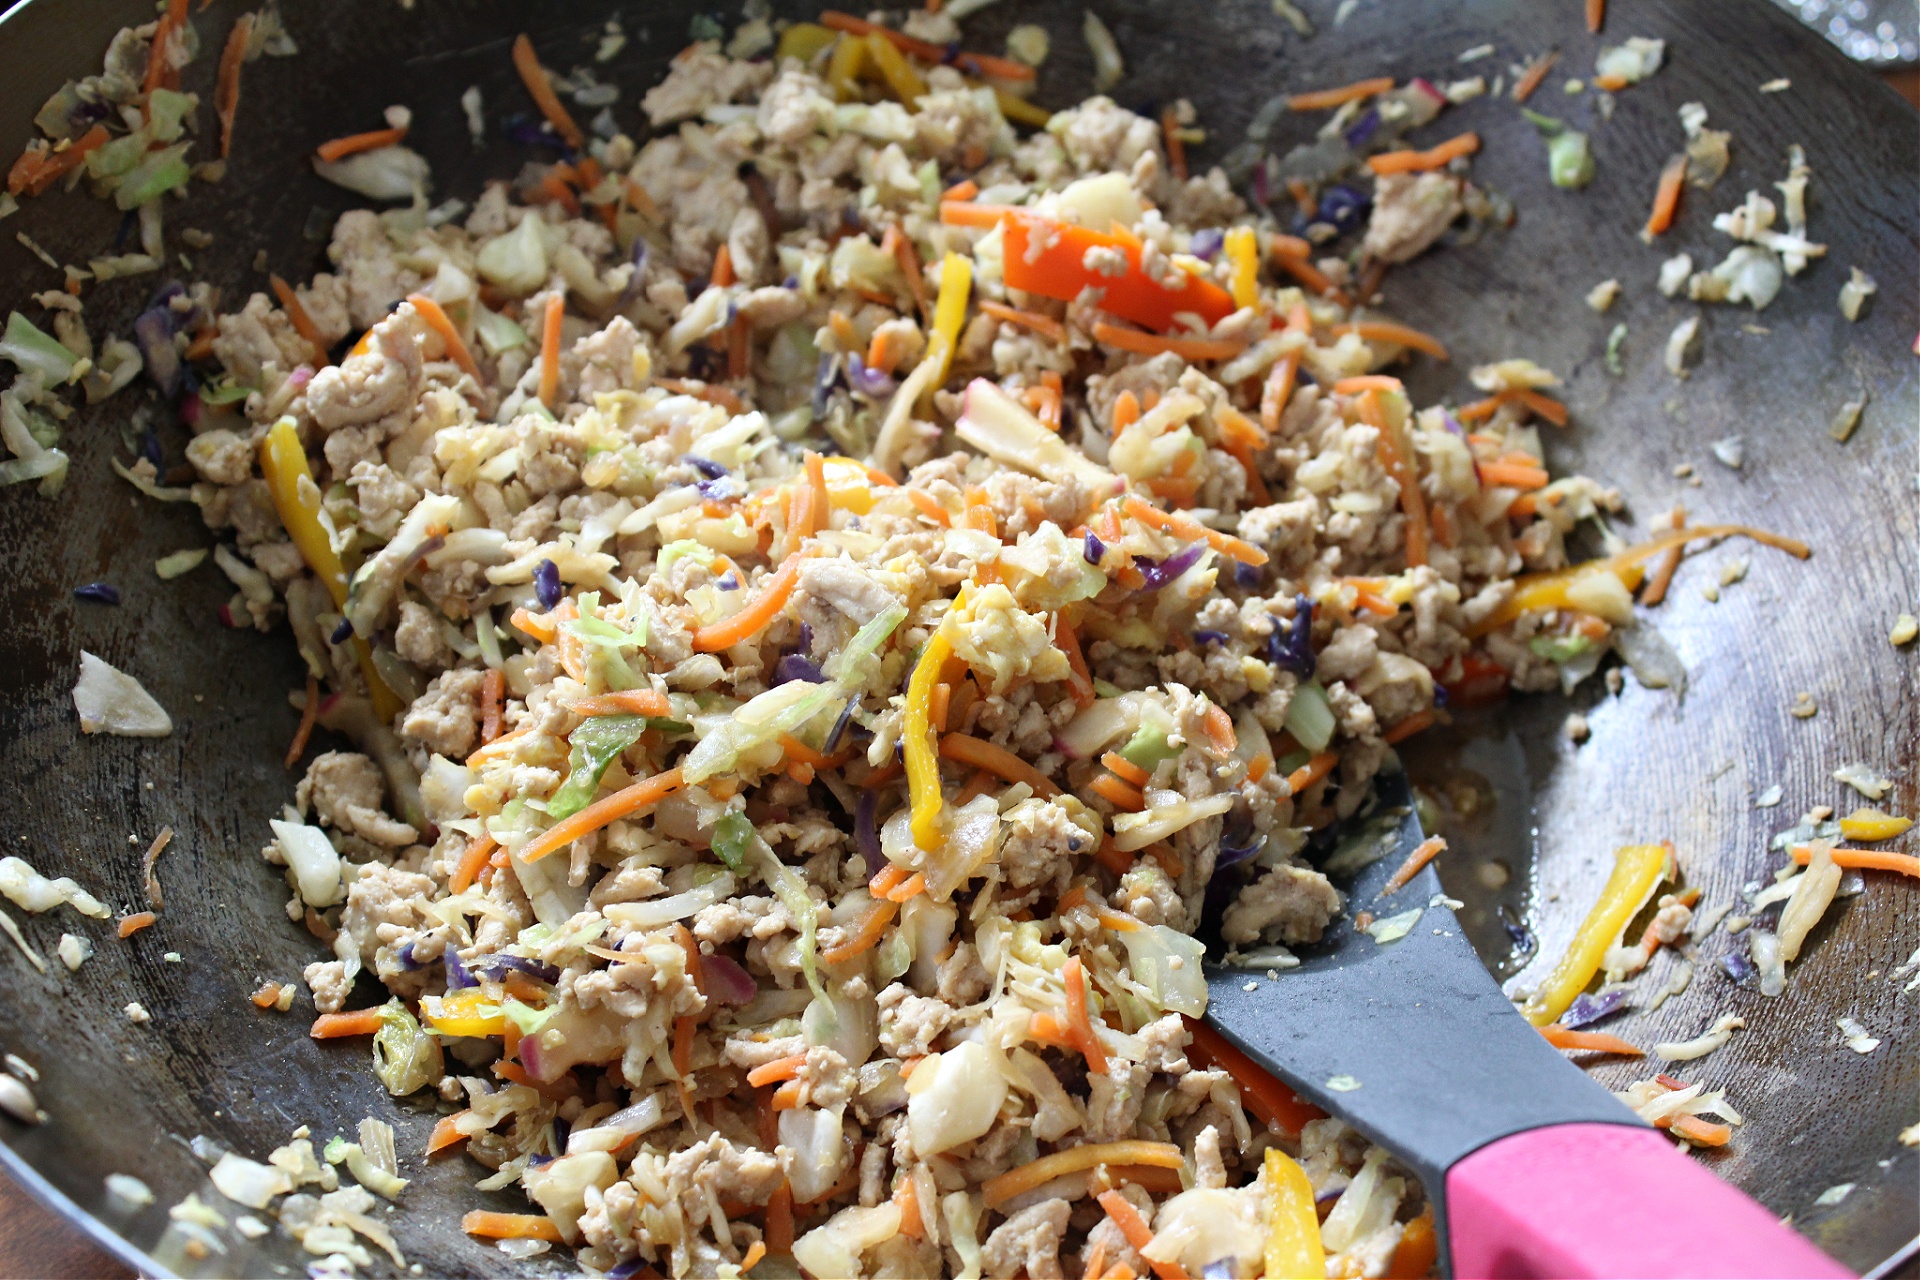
(0, 0, 1912, 1274)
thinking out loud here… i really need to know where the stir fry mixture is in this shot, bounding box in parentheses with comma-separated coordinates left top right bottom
(5, 2, 1898, 1278)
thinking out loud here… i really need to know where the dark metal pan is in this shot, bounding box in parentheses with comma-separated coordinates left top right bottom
(0, 0, 1911, 1274)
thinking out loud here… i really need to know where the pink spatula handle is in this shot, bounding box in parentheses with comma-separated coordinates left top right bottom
(1446, 1122, 1852, 1278)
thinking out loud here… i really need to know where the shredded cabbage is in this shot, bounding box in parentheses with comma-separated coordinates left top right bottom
(1116, 924, 1208, 1016)
(270, 819, 343, 908)
(1, 313, 77, 385)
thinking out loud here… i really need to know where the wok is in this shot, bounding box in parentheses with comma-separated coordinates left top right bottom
(0, 0, 1911, 1275)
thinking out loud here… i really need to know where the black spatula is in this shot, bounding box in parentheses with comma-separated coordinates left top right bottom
(1202, 772, 1851, 1278)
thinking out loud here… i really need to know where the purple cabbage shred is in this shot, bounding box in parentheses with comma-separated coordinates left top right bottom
(855, 791, 884, 876)
(1267, 595, 1315, 674)
(533, 558, 562, 610)
(772, 653, 826, 685)
(444, 949, 475, 990)
(329, 618, 354, 644)
(1134, 544, 1206, 591)
(1193, 629, 1228, 647)
(811, 352, 840, 417)
(683, 454, 726, 480)
(1083, 531, 1106, 565)
(1343, 111, 1381, 149)
(845, 352, 897, 398)
(1188, 228, 1225, 261)
(1560, 989, 1628, 1029)
(715, 572, 740, 591)
(472, 954, 561, 985)
(73, 582, 120, 605)
(1317, 183, 1372, 232)
(1233, 560, 1264, 587)
(1720, 950, 1755, 983)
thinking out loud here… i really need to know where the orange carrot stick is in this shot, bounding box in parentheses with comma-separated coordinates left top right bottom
(1512, 51, 1560, 103)
(1063, 955, 1109, 1075)
(567, 690, 672, 717)
(1331, 374, 1406, 395)
(1090, 772, 1147, 812)
(538, 293, 564, 410)
(520, 768, 686, 863)
(1789, 845, 1920, 878)
(1183, 1017, 1324, 1139)
(979, 299, 1067, 345)
(1120, 495, 1270, 567)
(449, 832, 498, 895)
(1096, 1191, 1190, 1280)
(1586, 0, 1606, 32)
(821, 898, 899, 964)
(1645, 154, 1688, 238)
(941, 178, 979, 202)
(118, 912, 157, 938)
(1333, 320, 1450, 361)
(1092, 321, 1246, 363)
(1286, 751, 1339, 795)
(426, 1114, 469, 1155)
(315, 126, 407, 163)
(939, 733, 1061, 797)
(1479, 460, 1552, 490)
(816, 10, 1036, 81)
(1381, 835, 1447, 895)
(1359, 388, 1429, 568)
(1287, 75, 1396, 111)
(215, 14, 253, 159)
(1100, 752, 1150, 787)
(310, 1008, 386, 1039)
(692, 553, 802, 652)
(405, 292, 482, 382)
(511, 34, 586, 150)
(1540, 1024, 1644, 1056)
(462, 1210, 564, 1243)
(1383, 708, 1435, 745)
(1367, 132, 1482, 175)
(285, 672, 319, 769)
(270, 275, 332, 366)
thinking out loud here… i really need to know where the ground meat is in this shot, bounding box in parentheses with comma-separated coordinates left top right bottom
(935, 942, 990, 1004)
(1052, 96, 1160, 174)
(756, 66, 833, 148)
(400, 668, 486, 759)
(306, 306, 425, 431)
(393, 600, 451, 670)
(1193, 1124, 1228, 1189)
(1221, 864, 1341, 946)
(327, 209, 420, 328)
(663, 1133, 785, 1211)
(877, 983, 954, 1058)
(185, 427, 255, 486)
(212, 292, 312, 390)
(640, 44, 773, 126)
(302, 959, 352, 1014)
(1362, 172, 1465, 266)
(981, 1198, 1071, 1280)
(997, 798, 1084, 893)
(340, 862, 436, 981)
(1084, 1061, 1150, 1142)
(297, 751, 418, 847)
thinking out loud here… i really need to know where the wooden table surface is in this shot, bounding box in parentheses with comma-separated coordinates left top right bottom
(0, 56, 1913, 1280)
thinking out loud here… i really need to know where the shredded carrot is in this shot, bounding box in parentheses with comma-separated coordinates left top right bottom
(1091, 772, 1146, 812)
(821, 898, 899, 964)
(1381, 835, 1447, 895)
(1246, 753, 1273, 785)
(1259, 356, 1302, 438)
(1121, 495, 1270, 567)
(310, 1008, 386, 1039)
(1586, 0, 1606, 31)
(1645, 154, 1688, 238)
(1266, 244, 1352, 305)
(1358, 389, 1429, 568)
(1540, 1024, 1644, 1056)
(804, 451, 830, 539)
(537, 293, 564, 410)
(1387, 1208, 1438, 1280)
(250, 981, 282, 1009)
(511, 34, 586, 150)
(1640, 512, 1688, 607)
(1789, 845, 1920, 878)
(1367, 131, 1482, 176)
(1511, 388, 1570, 426)
(928, 681, 952, 734)
(426, 1113, 469, 1155)
(1063, 955, 1110, 1075)
(983, 1141, 1185, 1209)
(1037, 369, 1064, 432)
(1479, 459, 1552, 490)
(1097, 1190, 1190, 1280)
(214, 13, 253, 159)
(462, 1210, 564, 1243)
(894, 1174, 925, 1239)
(1056, 612, 1096, 708)
(449, 832, 499, 895)
(1286, 751, 1339, 795)
(1512, 51, 1560, 103)
(1028, 1011, 1077, 1049)
(1334, 320, 1450, 361)
(1201, 703, 1237, 755)
(269, 275, 332, 366)
(765, 1184, 795, 1254)
(942, 178, 979, 202)
(1084, 1239, 1109, 1280)
(939, 732, 1062, 797)
(1288, 75, 1396, 111)
(1666, 1114, 1732, 1147)
(979, 299, 1067, 345)
(521, 768, 685, 863)
(885, 872, 927, 903)
(315, 126, 407, 164)
(283, 671, 320, 769)
(478, 668, 505, 745)
(568, 689, 672, 717)
(1161, 105, 1188, 182)
(711, 242, 736, 289)
(741, 1241, 768, 1273)
(693, 553, 802, 652)
(1182, 1016, 1324, 1138)
(510, 606, 557, 644)
(142, 0, 183, 102)
(1101, 752, 1150, 788)
(907, 488, 953, 527)
(1092, 321, 1246, 363)
(816, 11, 1036, 81)
(118, 911, 157, 938)
(1383, 708, 1435, 745)
(404, 292, 482, 382)
(1104, 1264, 1139, 1280)
(1331, 375, 1404, 396)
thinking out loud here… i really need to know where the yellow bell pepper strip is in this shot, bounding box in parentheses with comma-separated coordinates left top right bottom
(1224, 226, 1260, 311)
(999, 213, 1235, 334)
(929, 251, 972, 388)
(1263, 1147, 1326, 1280)
(864, 31, 927, 104)
(421, 988, 508, 1039)
(905, 628, 954, 851)
(989, 88, 1051, 128)
(775, 21, 837, 63)
(259, 418, 404, 722)
(1522, 843, 1672, 1025)
(825, 34, 867, 102)
(1467, 523, 1810, 639)
(1839, 808, 1913, 842)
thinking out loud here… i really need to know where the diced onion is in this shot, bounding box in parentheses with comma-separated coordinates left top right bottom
(270, 819, 343, 908)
